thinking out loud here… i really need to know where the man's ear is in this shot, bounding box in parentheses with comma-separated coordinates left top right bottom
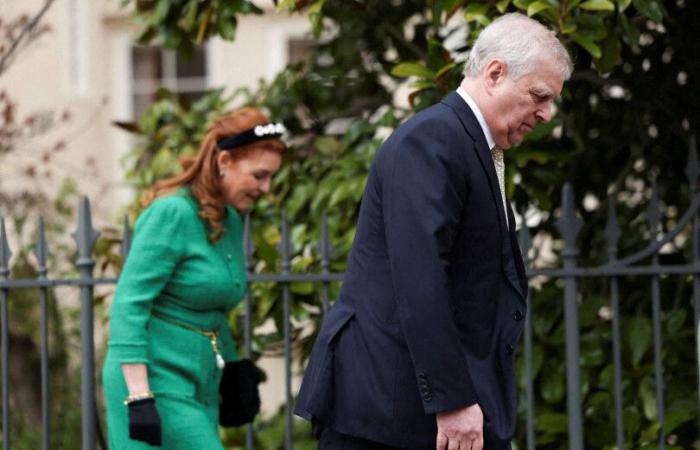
(483, 59, 507, 91)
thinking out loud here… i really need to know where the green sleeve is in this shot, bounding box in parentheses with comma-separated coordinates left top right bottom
(107, 196, 188, 363)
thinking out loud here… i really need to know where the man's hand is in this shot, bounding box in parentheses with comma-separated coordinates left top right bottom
(435, 403, 483, 450)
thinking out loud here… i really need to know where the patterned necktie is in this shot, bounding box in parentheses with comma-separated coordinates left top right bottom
(490, 146, 509, 228)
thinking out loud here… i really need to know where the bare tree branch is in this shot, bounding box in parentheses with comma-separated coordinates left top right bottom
(0, 0, 57, 76)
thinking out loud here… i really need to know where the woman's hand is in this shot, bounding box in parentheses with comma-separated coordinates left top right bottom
(122, 363, 161, 446)
(127, 398, 162, 446)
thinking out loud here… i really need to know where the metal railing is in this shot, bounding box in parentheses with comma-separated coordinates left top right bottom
(0, 139, 698, 449)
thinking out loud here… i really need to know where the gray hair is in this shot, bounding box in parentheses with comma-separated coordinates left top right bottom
(463, 13, 572, 80)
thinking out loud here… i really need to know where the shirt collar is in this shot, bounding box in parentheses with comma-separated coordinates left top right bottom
(456, 86, 496, 151)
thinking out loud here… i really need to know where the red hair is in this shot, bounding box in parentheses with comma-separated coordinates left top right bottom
(143, 107, 285, 242)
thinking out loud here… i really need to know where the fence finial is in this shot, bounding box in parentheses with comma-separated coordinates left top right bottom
(0, 218, 11, 276)
(71, 197, 100, 268)
(555, 183, 583, 256)
(686, 135, 698, 192)
(34, 217, 49, 275)
(605, 198, 621, 261)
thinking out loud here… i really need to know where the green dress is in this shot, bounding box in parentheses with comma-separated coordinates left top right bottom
(102, 187, 247, 449)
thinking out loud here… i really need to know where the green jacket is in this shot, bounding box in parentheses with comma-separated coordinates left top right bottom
(107, 187, 246, 365)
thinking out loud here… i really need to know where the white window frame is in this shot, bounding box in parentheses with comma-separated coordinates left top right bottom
(131, 46, 211, 120)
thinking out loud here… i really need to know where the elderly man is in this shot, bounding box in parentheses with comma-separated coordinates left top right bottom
(295, 13, 572, 450)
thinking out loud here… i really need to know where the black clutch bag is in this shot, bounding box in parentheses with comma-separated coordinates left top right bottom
(219, 359, 262, 427)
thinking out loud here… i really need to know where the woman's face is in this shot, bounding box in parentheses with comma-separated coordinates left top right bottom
(217, 147, 282, 211)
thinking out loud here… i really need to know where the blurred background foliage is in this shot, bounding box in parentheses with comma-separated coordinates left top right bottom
(1, 0, 698, 448)
(113, 0, 699, 448)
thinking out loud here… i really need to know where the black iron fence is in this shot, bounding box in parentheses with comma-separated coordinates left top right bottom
(0, 140, 699, 449)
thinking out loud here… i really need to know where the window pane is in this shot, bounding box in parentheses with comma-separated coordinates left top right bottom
(287, 38, 316, 65)
(176, 48, 206, 78)
(133, 92, 157, 120)
(132, 47, 162, 81)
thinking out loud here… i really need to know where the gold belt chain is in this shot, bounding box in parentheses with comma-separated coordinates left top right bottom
(151, 312, 225, 369)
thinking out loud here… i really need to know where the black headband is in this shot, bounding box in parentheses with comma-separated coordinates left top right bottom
(217, 122, 286, 150)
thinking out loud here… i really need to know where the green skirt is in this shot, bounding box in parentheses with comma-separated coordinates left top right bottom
(102, 317, 225, 449)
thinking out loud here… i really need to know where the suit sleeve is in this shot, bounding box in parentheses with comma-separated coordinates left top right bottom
(107, 197, 188, 363)
(381, 117, 478, 414)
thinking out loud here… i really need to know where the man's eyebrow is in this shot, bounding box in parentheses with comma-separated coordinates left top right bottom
(530, 86, 558, 100)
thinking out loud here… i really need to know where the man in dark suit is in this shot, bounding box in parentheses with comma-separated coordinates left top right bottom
(295, 13, 572, 450)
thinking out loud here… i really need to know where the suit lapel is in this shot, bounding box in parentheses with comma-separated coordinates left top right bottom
(442, 92, 527, 300)
(441, 92, 509, 246)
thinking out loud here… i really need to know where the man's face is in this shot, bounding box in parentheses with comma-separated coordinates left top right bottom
(486, 60, 564, 149)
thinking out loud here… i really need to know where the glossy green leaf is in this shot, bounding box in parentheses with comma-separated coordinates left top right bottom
(307, 0, 326, 35)
(496, 0, 512, 13)
(513, 0, 534, 10)
(427, 38, 449, 69)
(216, 12, 237, 40)
(580, 0, 615, 11)
(560, 19, 578, 34)
(287, 185, 314, 218)
(181, 1, 198, 31)
(618, 13, 640, 47)
(664, 406, 693, 433)
(391, 62, 436, 79)
(639, 421, 661, 443)
(639, 380, 657, 420)
(628, 317, 652, 366)
(632, 0, 664, 23)
(594, 31, 621, 73)
(314, 136, 342, 155)
(617, 0, 632, 10)
(572, 32, 602, 59)
(410, 80, 436, 90)
(527, 1, 554, 17)
(435, 63, 457, 79)
(464, 3, 491, 26)
(573, 14, 608, 39)
(153, 0, 171, 23)
(291, 282, 315, 295)
(328, 183, 354, 207)
(665, 309, 686, 335)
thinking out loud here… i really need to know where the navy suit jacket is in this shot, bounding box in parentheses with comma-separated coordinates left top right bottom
(295, 92, 529, 449)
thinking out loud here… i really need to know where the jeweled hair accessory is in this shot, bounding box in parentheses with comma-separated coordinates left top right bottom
(217, 122, 286, 150)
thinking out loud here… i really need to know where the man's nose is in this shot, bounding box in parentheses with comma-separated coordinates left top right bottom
(260, 179, 271, 193)
(537, 104, 554, 123)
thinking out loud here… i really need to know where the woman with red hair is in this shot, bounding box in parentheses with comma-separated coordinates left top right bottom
(102, 107, 285, 449)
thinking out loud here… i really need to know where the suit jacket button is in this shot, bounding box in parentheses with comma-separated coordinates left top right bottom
(506, 344, 514, 355)
(514, 310, 524, 321)
(423, 394, 432, 402)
